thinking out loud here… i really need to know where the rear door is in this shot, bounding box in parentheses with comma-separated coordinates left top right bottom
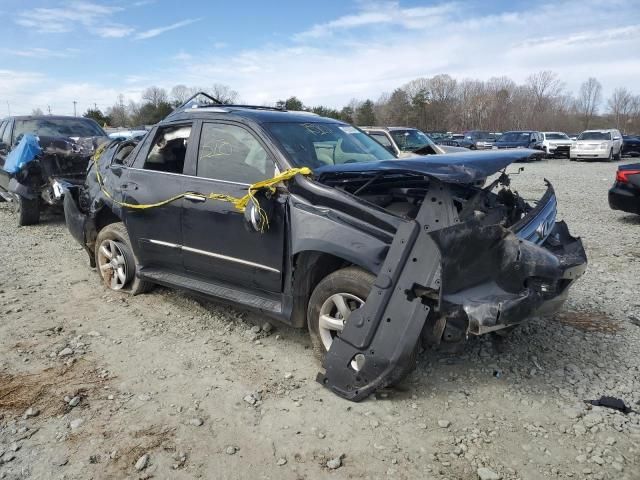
(120, 122, 195, 272)
(180, 120, 285, 293)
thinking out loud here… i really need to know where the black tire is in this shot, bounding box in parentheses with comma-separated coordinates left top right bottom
(17, 196, 40, 226)
(94, 222, 152, 295)
(614, 148, 621, 161)
(307, 266, 374, 363)
(607, 149, 614, 162)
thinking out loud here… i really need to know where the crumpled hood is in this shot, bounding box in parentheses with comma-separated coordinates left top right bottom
(315, 149, 539, 184)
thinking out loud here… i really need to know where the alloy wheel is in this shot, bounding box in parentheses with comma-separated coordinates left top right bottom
(97, 239, 130, 290)
(317, 292, 365, 351)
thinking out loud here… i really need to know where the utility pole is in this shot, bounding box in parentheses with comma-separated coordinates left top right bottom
(6, 101, 10, 116)
(94, 103, 98, 111)
(47, 105, 51, 115)
(73, 101, 77, 117)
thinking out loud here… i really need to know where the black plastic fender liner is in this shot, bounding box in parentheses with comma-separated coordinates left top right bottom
(318, 179, 459, 401)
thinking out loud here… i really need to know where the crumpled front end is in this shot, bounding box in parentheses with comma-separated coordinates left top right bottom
(318, 177, 587, 402)
(2, 134, 107, 207)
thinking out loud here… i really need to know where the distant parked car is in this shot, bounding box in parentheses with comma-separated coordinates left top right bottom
(361, 127, 466, 157)
(0, 115, 107, 225)
(622, 135, 640, 157)
(437, 133, 465, 146)
(541, 132, 572, 158)
(570, 129, 623, 161)
(609, 163, 640, 215)
(494, 131, 544, 152)
(459, 131, 496, 150)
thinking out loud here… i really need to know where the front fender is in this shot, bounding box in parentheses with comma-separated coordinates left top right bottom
(289, 199, 393, 275)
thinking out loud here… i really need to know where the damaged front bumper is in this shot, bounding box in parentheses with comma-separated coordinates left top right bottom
(318, 179, 587, 401)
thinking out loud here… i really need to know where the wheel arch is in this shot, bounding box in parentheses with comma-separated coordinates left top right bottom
(288, 250, 376, 328)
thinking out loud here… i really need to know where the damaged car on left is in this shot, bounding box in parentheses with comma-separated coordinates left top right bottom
(0, 115, 109, 225)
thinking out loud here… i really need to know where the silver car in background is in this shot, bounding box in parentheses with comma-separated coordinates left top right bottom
(570, 129, 623, 161)
(542, 131, 572, 158)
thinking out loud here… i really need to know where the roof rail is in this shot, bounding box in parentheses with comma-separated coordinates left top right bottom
(177, 91, 222, 110)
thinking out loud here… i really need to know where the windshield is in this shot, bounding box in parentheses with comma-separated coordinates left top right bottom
(389, 129, 435, 152)
(578, 131, 611, 140)
(265, 122, 395, 168)
(545, 133, 569, 140)
(500, 132, 531, 142)
(13, 118, 105, 142)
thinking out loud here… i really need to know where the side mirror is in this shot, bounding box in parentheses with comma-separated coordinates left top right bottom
(244, 191, 274, 233)
(613, 136, 621, 140)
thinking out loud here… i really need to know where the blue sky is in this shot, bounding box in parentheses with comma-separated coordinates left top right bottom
(1, 0, 639, 116)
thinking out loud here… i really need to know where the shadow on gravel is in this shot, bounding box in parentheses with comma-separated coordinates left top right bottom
(618, 214, 640, 225)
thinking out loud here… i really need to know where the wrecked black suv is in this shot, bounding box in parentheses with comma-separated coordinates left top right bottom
(64, 95, 587, 401)
(0, 115, 107, 225)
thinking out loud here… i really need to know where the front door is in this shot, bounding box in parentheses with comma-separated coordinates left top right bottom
(120, 122, 195, 272)
(181, 121, 285, 293)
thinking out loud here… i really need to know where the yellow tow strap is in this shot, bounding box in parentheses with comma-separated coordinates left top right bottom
(92, 143, 312, 231)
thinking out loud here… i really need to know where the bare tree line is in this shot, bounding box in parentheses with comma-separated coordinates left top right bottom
(89, 72, 640, 134)
(369, 71, 640, 134)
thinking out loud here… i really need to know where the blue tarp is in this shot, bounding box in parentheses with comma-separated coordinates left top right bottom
(3, 134, 41, 174)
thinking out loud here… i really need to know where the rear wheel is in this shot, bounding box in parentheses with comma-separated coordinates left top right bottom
(17, 196, 40, 226)
(614, 147, 622, 161)
(94, 222, 152, 295)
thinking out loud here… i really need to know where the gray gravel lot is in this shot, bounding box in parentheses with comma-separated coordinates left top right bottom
(0, 157, 639, 479)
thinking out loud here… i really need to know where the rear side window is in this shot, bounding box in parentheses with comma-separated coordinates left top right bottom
(142, 124, 192, 174)
(196, 123, 274, 184)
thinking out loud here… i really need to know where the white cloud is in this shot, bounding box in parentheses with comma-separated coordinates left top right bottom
(16, 1, 122, 34)
(93, 24, 135, 39)
(135, 18, 201, 40)
(4, 0, 640, 116)
(2, 48, 79, 59)
(165, 0, 640, 108)
(296, 1, 458, 39)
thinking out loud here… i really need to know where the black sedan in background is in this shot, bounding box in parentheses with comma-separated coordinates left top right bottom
(622, 135, 640, 157)
(609, 163, 640, 215)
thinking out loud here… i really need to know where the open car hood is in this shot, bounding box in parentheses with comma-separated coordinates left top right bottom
(314, 148, 539, 184)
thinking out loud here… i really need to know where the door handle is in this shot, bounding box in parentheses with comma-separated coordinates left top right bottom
(184, 194, 206, 203)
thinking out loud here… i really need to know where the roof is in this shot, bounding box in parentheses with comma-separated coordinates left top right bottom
(7, 115, 93, 121)
(163, 105, 344, 125)
(360, 126, 418, 131)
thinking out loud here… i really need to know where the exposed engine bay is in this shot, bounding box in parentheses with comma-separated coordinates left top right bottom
(321, 170, 531, 230)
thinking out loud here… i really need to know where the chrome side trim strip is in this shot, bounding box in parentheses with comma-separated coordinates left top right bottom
(182, 245, 280, 273)
(149, 239, 181, 249)
(147, 239, 279, 274)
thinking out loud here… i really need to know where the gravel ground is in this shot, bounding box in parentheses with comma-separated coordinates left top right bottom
(0, 158, 639, 480)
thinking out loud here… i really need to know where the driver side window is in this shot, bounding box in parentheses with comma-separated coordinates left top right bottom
(197, 123, 275, 184)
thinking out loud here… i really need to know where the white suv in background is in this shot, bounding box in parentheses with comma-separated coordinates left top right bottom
(541, 132, 572, 158)
(570, 129, 623, 161)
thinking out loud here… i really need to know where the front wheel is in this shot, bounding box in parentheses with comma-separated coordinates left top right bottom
(17, 196, 40, 226)
(607, 149, 614, 162)
(614, 148, 622, 161)
(94, 222, 152, 295)
(307, 267, 374, 363)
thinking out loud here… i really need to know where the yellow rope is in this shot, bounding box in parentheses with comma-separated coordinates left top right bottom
(92, 144, 311, 231)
